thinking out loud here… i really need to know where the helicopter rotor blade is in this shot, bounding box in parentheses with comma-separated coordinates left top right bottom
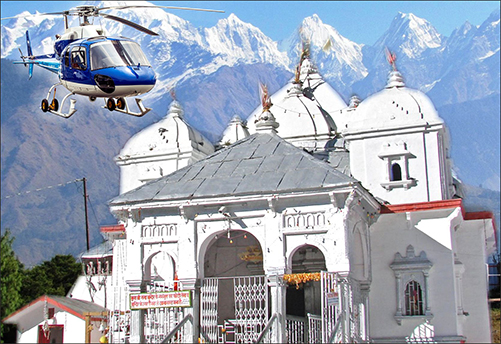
(1, 11, 69, 21)
(98, 5, 224, 14)
(98, 13, 159, 36)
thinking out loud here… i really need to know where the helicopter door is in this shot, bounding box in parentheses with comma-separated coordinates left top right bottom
(71, 46, 87, 70)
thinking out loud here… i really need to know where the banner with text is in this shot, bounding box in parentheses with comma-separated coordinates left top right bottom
(130, 291, 191, 310)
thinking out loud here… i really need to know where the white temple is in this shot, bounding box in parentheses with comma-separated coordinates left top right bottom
(5, 48, 497, 343)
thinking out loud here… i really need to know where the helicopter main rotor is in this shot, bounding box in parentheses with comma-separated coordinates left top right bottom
(1, 4, 224, 35)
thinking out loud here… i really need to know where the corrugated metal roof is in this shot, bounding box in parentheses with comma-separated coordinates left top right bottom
(3, 295, 107, 324)
(81, 241, 113, 258)
(110, 133, 357, 205)
(49, 295, 107, 315)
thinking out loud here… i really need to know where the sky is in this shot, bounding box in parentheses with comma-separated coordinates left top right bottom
(1, 1, 500, 45)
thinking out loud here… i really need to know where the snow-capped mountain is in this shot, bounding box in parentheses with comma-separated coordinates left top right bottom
(1, 12, 63, 58)
(1, 3, 499, 266)
(280, 14, 367, 96)
(374, 12, 442, 60)
(204, 13, 290, 69)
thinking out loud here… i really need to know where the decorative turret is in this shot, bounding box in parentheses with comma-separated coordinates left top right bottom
(349, 95, 361, 108)
(217, 115, 250, 148)
(385, 48, 405, 88)
(255, 83, 279, 134)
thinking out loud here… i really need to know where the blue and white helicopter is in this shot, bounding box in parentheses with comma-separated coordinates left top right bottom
(1, 4, 223, 118)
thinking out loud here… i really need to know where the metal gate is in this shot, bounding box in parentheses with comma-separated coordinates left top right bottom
(320, 273, 367, 343)
(200, 278, 219, 342)
(144, 282, 186, 343)
(201, 275, 269, 343)
(321, 271, 338, 343)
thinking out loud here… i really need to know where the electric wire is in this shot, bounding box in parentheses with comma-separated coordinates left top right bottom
(1, 178, 83, 200)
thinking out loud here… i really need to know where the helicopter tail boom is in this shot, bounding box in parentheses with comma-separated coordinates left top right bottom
(16, 31, 59, 79)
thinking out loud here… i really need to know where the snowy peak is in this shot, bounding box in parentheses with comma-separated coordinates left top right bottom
(203, 13, 289, 68)
(281, 14, 367, 91)
(375, 12, 442, 58)
(1, 12, 62, 58)
(443, 9, 499, 64)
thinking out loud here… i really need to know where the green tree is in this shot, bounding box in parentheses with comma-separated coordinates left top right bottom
(1, 229, 24, 342)
(20, 254, 82, 303)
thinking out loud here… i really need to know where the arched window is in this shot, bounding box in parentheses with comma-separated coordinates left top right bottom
(405, 280, 424, 316)
(391, 163, 402, 181)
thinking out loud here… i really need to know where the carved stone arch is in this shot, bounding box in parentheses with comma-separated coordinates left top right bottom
(286, 243, 328, 274)
(143, 250, 177, 282)
(198, 228, 265, 278)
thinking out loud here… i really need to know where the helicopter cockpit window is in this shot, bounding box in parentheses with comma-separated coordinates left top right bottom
(119, 41, 150, 67)
(90, 40, 150, 71)
(71, 47, 87, 70)
(64, 48, 70, 67)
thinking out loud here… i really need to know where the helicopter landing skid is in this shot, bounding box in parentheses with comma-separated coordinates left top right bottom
(42, 84, 77, 118)
(104, 97, 151, 117)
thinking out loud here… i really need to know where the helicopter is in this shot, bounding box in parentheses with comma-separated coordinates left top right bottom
(1, 4, 224, 118)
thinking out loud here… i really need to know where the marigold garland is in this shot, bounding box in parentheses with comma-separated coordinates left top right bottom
(283, 273, 321, 289)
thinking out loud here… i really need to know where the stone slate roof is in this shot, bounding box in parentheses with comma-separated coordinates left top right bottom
(109, 133, 357, 205)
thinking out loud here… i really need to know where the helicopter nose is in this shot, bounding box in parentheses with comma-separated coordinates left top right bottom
(96, 66, 156, 97)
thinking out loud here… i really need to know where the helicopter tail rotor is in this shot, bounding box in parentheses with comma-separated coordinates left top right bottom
(25, 31, 34, 79)
(18, 48, 27, 67)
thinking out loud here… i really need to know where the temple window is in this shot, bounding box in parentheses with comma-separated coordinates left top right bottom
(390, 245, 433, 325)
(391, 163, 402, 181)
(379, 142, 416, 190)
(404, 280, 424, 316)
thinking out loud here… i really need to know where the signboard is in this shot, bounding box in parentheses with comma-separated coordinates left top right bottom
(130, 291, 191, 310)
(326, 291, 339, 307)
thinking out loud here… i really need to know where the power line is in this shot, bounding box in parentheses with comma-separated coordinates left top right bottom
(2, 178, 84, 200)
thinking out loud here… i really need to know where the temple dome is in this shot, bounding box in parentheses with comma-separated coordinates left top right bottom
(115, 100, 215, 194)
(118, 100, 214, 159)
(246, 58, 346, 150)
(344, 70, 442, 132)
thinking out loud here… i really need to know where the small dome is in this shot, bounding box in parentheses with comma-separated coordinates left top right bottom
(344, 71, 442, 132)
(218, 115, 250, 147)
(117, 101, 214, 159)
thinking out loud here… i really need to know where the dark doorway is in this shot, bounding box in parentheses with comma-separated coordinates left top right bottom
(286, 286, 305, 316)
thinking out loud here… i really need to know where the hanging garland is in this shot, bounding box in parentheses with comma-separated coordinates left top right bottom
(283, 273, 321, 289)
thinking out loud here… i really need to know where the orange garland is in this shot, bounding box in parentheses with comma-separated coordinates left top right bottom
(283, 273, 321, 289)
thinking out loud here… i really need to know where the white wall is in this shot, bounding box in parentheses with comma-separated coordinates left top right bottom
(368, 210, 461, 340)
(17, 312, 85, 344)
(347, 126, 448, 204)
(455, 219, 492, 342)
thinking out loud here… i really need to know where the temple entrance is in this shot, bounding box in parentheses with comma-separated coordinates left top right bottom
(200, 230, 268, 343)
(142, 251, 186, 343)
(285, 245, 327, 343)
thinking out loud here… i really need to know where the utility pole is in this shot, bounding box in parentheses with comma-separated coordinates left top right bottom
(82, 177, 90, 251)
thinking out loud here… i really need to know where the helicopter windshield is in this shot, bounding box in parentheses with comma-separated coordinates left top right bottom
(90, 40, 150, 71)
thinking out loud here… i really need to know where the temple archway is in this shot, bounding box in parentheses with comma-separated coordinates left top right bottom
(143, 250, 177, 289)
(200, 230, 267, 343)
(203, 230, 264, 278)
(285, 245, 326, 319)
